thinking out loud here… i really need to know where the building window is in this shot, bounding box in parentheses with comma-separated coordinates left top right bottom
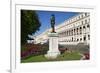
(67, 31, 68, 36)
(72, 29, 73, 35)
(77, 39, 79, 41)
(79, 16, 80, 19)
(77, 28, 78, 35)
(80, 27, 82, 34)
(85, 19, 87, 24)
(83, 26, 85, 29)
(81, 14, 83, 18)
(69, 30, 70, 36)
(68, 30, 70, 36)
(88, 35, 90, 40)
(64, 32, 66, 36)
(74, 29, 75, 35)
(65, 31, 67, 36)
(87, 24, 90, 28)
(85, 13, 87, 16)
(80, 38, 82, 41)
(83, 36, 86, 41)
(70, 30, 72, 36)
(72, 37, 73, 42)
(82, 21, 83, 25)
(89, 18, 90, 23)
(70, 30, 71, 36)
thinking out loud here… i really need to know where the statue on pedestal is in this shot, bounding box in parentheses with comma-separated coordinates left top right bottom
(50, 14, 55, 33)
(44, 14, 60, 59)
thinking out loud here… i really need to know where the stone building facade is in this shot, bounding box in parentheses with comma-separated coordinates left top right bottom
(34, 13, 90, 45)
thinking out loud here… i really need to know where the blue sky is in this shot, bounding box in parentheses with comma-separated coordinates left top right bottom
(34, 11, 79, 36)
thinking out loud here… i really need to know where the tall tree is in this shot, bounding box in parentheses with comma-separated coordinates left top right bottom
(21, 10, 41, 45)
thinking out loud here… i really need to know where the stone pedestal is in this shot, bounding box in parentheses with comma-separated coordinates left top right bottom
(45, 33, 60, 59)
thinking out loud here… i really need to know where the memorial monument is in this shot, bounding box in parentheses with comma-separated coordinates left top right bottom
(45, 14, 60, 59)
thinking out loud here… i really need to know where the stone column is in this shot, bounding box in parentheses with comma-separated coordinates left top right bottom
(45, 33, 60, 59)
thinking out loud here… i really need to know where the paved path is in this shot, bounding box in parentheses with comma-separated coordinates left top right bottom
(78, 53, 85, 60)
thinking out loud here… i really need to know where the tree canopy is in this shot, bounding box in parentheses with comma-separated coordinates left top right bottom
(21, 10, 41, 45)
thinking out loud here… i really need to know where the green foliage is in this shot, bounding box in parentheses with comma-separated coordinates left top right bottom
(21, 45, 27, 52)
(21, 55, 47, 63)
(57, 51, 82, 60)
(21, 10, 41, 45)
(21, 44, 49, 60)
(21, 51, 82, 63)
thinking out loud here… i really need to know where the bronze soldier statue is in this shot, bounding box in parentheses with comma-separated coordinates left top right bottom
(50, 14, 55, 33)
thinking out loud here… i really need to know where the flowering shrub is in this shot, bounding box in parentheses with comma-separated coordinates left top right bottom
(59, 48, 68, 54)
(83, 52, 90, 60)
(21, 44, 49, 59)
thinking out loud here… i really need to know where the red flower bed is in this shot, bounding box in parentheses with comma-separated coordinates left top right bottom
(21, 44, 48, 59)
(83, 52, 90, 60)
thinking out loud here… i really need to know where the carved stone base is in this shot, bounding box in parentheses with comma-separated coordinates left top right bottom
(45, 32, 60, 59)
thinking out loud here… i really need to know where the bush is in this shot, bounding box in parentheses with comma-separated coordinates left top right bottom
(59, 48, 68, 54)
(21, 44, 49, 59)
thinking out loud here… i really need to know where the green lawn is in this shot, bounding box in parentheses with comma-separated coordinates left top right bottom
(21, 51, 82, 63)
(57, 52, 82, 60)
(21, 55, 48, 63)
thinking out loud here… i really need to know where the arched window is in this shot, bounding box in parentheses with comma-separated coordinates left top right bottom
(68, 31, 69, 36)
(87, 24, 90, 28)
(77, 39, 79, 42)
(85, 19, 87, 24)
(69, 30, 70, 36)
(88, 35, 90, 40)
(79, 16, 80, 19)
(77, 28, 78, 35)
(83, 26, 85, 29)
(63, 31, 66, 37)
(72, 37, 73, 42)
(83, 36, 86, 41)
(74, 29, 75, 32)
(74, 29, 75, 35)
(82, 21, 83, 25)
(65, 31, 67, 36)
(67, 31, 68, 36)
(69, 30, 71, 36)
(72, 29, 73, 35)
(81, 15, 83, 18)
(80, 27, 82, 34)
(80, 38, 82, 41)
(85, 13, 87, 16)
